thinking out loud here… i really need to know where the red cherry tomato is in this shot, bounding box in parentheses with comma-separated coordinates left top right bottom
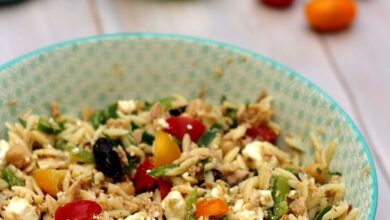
(156, 178, 172, 199)
(246, 126, 277, 143)
(165, 117, 206, 142)
(134, 159, 157, 194)
(54, 200, 102, 220)
(261, 0, 294, 8)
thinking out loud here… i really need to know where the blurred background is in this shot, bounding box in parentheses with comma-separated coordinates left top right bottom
(0, 0, 389, 218)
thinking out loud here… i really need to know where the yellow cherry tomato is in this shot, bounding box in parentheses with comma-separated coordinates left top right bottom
(33, 169, 66, 197)
(153, 131, 181, 167)
(305, 0, 357, 32)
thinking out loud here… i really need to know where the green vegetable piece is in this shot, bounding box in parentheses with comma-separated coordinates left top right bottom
(122, 156, 138, 174)
(220, 95, 227, 104)
(159, 97, 174, 110)
(148, 163, 180, 177)
(328, 170, 342, 176)
(271, 201, 288, 220)
(1, 167, 24, 187)
(91, 110, 106, 129)
(197, 125, 221, 147)
(69, 147, 94, 163)
(18, 118, 27, 128)
(313, 205, 332, 220)
(106, 103, 118, 119)
(141, 132, 155, 145)
(120, 134, 136, 149)
(54, 139, 68, 151)
(131, 122, 140, 130)
(272, 176, 290, 203)
(142, 101, 153, 111)
(283, 167, 297, 175)
(185, 187, 197, 220)
(270, 176, 290, 220)
(37, 118, 55, 134)
(226, 108, 238, 127)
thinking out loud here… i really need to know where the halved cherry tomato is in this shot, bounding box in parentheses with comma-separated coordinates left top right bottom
(246, 126, 277, 143)
(165, 117, 206, 142)
(305, 0, 357, 32)
(261, 0, 294, 8)
(133, 158, 173, 197)
(156, 178, 172, 200)
(153, 131, 181, 167)
(55, 200, 102, 220)
(195, 198, 229, 219)
(32, 169, 66, 197)
(134, 159, 157, 194)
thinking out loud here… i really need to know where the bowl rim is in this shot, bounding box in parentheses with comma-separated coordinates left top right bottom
(0, 33, 378, 218)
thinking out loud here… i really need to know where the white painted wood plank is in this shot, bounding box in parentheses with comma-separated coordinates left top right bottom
(322, 0, 390, 181)
(0, 0, 98, 64)
(95, 0, 356, 121)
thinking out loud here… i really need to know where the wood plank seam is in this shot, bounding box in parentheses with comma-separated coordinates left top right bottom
(318, 36, 390, 186)
(88, 0, 104, 34)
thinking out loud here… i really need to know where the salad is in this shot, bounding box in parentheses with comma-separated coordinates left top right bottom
(0, 95, 357, 220)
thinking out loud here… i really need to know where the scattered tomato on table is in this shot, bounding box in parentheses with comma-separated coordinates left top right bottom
(261, 0, 294, 9)
(305, 0, 357, 32)
(54, 200, 102, 220)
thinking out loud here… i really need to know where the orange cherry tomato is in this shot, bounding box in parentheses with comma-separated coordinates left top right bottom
(153, 131, 181, 167)
(33, 169, 66, 197)
(195, 198, 229, 219)
(305, 0, 357, 32)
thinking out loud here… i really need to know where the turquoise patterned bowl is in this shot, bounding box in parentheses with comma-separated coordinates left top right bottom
(0, 33, 377, 219)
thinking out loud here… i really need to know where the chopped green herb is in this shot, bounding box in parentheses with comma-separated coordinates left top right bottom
(328, 170, 342, 176)
(142, 101, 153, 111)
(54, 139, 68, 151)
(141, 132, 155, 145)
(106, 103, 118, 119)
(200, 158, 211, 166)
(90, 104, 118, 129)
(1, 167, 24, 187)
(313, 205, 332, 220)
(197, 125, 222, 147)
(159, 97, 174, 110)
(37, 118, 55, 134)
(18, 118, 27, 128)
(122, 156, 138, 174)
(225, 108, 238, 127)
(316, 167, 323, 174)
(67, 146, 94, 163)
(131, 122, 140, 130)
(148, 163, 180, 177)
(220, 95, 227, 104)
(185, 188, 197, 220)
(91, 110, 106, 129)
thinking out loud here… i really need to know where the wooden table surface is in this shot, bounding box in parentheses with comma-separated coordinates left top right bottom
(0, 0, 389, 218)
